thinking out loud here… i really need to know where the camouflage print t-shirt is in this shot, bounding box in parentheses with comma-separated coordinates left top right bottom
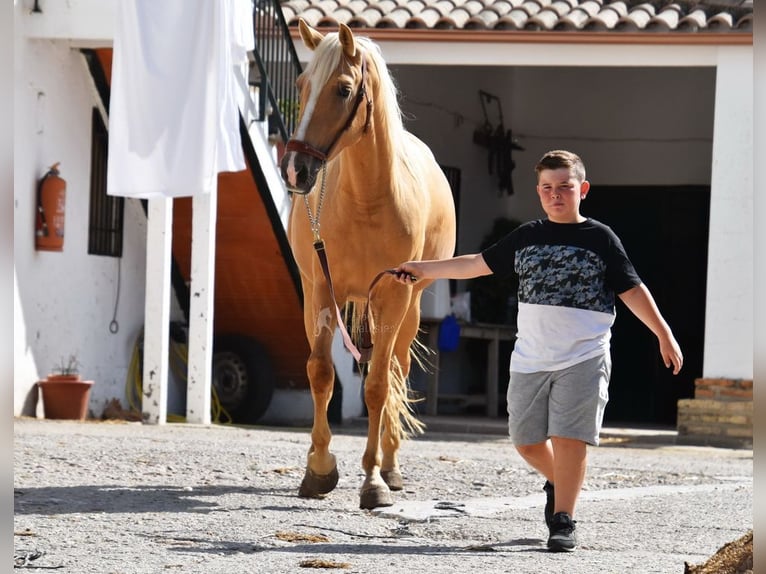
(481, 218, 641, 373)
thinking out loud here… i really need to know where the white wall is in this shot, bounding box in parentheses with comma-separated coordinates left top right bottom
(392, 65, 716, 252)
(19, 0, 115, 47)
(13, 31, 150, 416)
(704, 47, 753, 379)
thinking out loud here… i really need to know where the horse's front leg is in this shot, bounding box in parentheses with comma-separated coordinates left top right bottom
(359, 288, 409, 509)
(298, 301, 339, 499)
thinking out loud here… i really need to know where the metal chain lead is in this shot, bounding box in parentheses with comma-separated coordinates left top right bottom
(303, 161, 328, 242)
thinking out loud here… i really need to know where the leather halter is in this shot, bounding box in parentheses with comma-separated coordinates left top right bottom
(284, 54, 372, 163)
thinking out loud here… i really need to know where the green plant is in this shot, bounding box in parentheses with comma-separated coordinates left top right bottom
(277, 98, 300, 121)
(52, 354, 80, 376)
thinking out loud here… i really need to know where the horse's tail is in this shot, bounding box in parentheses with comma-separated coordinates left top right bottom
(346, 303, 426, 441)
(390, 335, 431, 438)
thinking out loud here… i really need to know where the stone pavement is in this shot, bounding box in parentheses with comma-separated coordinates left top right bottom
(13, 417, 753, 573)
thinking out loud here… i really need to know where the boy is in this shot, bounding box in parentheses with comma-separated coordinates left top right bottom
(393, 149, 683, 552)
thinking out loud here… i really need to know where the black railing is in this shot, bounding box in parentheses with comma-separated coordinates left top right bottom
(251, 0, 302, 144)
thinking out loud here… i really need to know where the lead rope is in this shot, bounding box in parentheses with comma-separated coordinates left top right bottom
(304, 162, 364, 362)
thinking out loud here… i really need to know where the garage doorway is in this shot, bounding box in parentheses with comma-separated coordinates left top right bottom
(584, 186, 709, 426)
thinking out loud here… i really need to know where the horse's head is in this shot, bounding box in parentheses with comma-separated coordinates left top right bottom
(280, 19, 373, 195)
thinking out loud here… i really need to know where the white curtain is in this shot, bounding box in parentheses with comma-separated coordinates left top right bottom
(107, 0, 254, 198)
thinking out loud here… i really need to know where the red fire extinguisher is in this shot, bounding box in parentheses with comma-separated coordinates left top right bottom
(35, 162, 66, 252)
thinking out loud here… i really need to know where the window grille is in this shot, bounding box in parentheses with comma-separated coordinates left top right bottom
(88, 107, 124, 257)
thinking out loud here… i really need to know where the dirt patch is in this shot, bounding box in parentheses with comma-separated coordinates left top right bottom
(275, 531, 330, 543)
(684, 530, 753, 574)
(299, 558, 351, 569)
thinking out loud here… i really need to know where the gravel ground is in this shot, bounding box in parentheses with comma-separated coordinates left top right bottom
(14, 418, 752, 573)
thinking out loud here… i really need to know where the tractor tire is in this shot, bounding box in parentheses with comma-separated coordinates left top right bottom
(212, 335, 275, 424)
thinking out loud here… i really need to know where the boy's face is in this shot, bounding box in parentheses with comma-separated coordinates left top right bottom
(536, 167, 590, 224)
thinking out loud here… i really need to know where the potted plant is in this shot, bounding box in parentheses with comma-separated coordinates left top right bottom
(37, 355, 94, 420)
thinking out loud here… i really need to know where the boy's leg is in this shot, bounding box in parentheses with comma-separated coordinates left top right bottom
(546, 355, 609, 516)
(509, 355, 608, 551)
(507, 369, 557, 524)
(514, 440, 554, 483)
(550, 436, 587, 515)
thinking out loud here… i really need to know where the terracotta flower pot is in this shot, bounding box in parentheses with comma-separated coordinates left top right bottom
(38, 376, 93, 420)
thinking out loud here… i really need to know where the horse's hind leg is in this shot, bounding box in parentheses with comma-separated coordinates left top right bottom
(380, 357, 405, 491)
(359, 290, 412, 509)
(298, 303, 339, 499)
(380, 423, 403, 491)
(359, 351, 394, 509)
(381, 297, 422, 491)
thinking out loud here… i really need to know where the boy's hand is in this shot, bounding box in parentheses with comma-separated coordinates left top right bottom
(392, 263, 419, 284)
(659, 335, 683, 375)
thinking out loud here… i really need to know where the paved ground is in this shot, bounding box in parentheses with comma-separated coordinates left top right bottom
(13, 417, 752, 573)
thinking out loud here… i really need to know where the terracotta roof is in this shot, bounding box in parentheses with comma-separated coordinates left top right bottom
(280, 0, 753, 34)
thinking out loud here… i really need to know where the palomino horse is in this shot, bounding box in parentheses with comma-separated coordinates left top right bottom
(280, 20, 456, 509)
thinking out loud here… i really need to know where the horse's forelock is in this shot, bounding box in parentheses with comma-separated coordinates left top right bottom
(304, 33, 343, 99)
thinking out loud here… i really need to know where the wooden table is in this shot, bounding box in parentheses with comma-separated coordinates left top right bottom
(419, 318, 516, 417)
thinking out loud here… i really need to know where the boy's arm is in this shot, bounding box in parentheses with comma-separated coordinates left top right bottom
(393, 253, 493, 283)
(618, 283, 683, 375)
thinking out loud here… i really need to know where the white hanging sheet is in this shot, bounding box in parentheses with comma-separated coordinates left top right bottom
(107, 0, 254, 198)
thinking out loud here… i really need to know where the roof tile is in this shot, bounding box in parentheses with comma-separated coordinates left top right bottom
(736, 13, 752, 31)
(706, 11, 733, 31)
(281, 0, 753, 35)
(526, 8, 559, 29)
(347, 7, 384, 26)
(645, 9, 679, 32)
(676, 8, 706, 32)
(496, 8, 532, 29)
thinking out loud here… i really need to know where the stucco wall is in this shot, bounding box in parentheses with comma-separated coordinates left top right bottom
(704, 47, 753, 380)
(13, 35, 152, 417)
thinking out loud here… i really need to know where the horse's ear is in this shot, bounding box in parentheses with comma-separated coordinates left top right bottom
(338, 23, 357, 60)
(299, 18, 324, 51)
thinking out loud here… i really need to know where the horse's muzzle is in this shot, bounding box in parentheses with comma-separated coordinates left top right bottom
(280, 142, 327, 195)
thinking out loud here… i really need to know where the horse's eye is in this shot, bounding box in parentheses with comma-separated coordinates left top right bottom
(338, 84, 352, 98)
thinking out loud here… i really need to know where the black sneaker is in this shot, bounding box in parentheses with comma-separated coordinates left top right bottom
(543, 480, 554, 527)
(548, 512, 577, 552)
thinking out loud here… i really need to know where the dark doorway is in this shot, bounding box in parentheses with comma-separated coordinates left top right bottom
(584, 186, 709, 426)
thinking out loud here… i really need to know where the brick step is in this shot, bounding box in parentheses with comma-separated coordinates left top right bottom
(676, 397, 752, 449)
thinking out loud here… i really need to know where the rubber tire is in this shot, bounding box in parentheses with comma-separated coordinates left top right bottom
(212, 335, 275, 424)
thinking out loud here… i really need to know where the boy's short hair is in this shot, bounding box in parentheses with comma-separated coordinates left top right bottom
(535, 150, 586, 182)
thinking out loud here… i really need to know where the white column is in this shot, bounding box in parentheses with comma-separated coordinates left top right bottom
(185, 189, 218, 424)
(703, 46, 753, 379)
(142, 197, 173, 424)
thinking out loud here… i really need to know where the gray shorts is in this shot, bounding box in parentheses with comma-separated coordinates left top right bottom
(506, 354, 611, 446)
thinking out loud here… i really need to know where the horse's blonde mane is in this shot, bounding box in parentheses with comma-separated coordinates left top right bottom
(305, 31, 410, 169)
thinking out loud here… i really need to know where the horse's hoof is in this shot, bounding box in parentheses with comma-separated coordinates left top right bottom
(298, 466, 339, 499)
(359, 484, 393, 509)
(381, 469, 403, 491)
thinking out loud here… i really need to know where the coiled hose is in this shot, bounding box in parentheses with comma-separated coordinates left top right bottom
(125, 332, 232, 424)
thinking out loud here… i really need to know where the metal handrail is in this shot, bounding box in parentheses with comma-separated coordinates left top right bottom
(250, 0, 302, 144)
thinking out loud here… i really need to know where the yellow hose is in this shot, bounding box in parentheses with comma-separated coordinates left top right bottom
(125, 333, 233, 424)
